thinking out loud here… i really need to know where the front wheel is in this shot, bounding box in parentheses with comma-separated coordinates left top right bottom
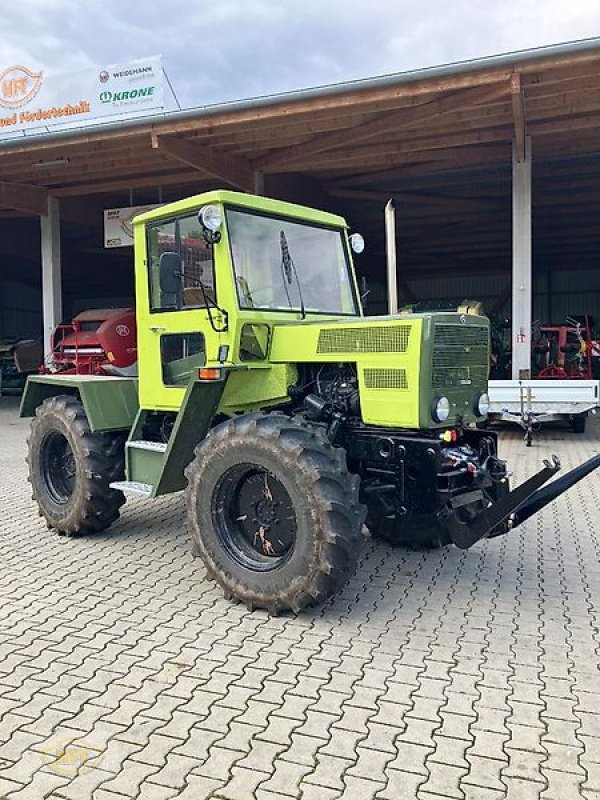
(27, 395, 126, 534)
(185, 413, 365, 613)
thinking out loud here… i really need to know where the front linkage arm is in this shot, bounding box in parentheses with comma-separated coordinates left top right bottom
(445, 453, 600, 549)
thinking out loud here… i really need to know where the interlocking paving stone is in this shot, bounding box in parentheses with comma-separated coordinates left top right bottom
(0, 398, 599, 798)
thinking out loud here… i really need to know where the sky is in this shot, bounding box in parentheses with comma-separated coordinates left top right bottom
(2, 0, 600, 111)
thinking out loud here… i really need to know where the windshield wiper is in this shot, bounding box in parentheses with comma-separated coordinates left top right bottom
(280, 230, 306, 320)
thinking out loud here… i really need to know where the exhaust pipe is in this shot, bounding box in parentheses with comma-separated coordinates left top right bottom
(385, 199, 398, 315)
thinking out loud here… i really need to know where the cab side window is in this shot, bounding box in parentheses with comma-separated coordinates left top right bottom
(147, 213, 216, 312)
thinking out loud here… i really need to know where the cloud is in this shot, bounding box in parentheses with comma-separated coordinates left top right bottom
(2, 0, 600, 110)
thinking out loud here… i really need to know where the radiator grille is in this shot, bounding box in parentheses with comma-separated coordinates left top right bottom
(317, 325, 411, 354)
(432, 324, 488, 388)
(363, 368, 408, 390)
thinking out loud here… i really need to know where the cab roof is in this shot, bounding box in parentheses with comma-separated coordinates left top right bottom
(132, 189, 348, 229)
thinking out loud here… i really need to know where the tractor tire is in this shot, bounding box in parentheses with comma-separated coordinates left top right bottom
(27, 395, 126, 535)
(570, 413, 587, 434)
(184, 412, 365, 613)
(365, 508, 447, 550)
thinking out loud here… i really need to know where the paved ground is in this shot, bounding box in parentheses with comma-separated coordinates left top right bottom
(0, 397, 599, 800)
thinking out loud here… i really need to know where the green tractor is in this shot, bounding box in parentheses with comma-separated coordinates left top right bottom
(21, 191, 600, 613)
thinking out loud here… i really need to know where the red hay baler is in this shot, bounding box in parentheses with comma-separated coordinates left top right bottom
(41, 308, 137, 376)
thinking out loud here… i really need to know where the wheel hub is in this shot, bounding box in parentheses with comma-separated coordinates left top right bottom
(41, 430, 76, 504)
(212, 463, 297, 572)
(254, 497, 278, 526)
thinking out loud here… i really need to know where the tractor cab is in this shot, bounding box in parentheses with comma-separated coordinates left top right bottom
(133, 190, 362, 411)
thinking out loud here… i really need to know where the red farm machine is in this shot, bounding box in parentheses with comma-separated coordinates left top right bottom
(41, 308, 137, 377)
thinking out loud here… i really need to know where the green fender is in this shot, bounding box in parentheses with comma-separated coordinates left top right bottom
(20, 375, 139, 433)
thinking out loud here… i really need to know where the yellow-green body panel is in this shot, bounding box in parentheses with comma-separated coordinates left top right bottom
(269, 316, 423, 428)
(219, 364, 297, 416)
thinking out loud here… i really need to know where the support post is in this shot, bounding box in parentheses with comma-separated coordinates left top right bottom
(385, 199, 398, 315)
(41, 197, 62, 357)
(253, 170, 264, 195)
(511, 137, 532, 379)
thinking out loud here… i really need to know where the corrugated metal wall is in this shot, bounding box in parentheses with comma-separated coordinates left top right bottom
(368, 268, 599, 327)
(0, 280, 42, 341)
(407, 273, 511, 314)
(533, 269, 600, 323)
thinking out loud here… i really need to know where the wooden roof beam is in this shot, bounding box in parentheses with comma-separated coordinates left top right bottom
(53, 169, 210, 198)
(151, 133, 255, 192)
(330, 187, 506, 211)
(511, 72, 527, 162)
(0, 181, 49, 216)
(253, 81, 511, 171)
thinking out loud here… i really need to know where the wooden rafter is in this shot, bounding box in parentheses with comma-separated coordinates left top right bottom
(330, 187, 506, 211)
(0, 181, 49, 216)
(151, 133, 255, 192)
(53, 170, 208, 198)
(511, 72, 527, 162)
(253, 82, 511, 171)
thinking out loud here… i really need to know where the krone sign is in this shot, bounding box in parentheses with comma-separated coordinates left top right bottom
(0, 56, 164, 139)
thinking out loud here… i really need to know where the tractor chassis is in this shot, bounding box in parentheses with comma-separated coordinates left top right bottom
(342, 420, 599, 550)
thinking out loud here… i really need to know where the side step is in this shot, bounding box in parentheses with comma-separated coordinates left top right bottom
(126, 440, 167, 453)
(110, 480, 153, 498)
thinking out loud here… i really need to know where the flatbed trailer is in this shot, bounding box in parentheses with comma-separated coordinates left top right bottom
(488, 378, 599, 444)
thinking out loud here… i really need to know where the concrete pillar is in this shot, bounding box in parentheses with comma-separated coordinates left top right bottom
(41, 197, 62, 357)
(511, 136, 532, 379)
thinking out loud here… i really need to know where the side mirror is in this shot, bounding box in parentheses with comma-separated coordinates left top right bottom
(159, 252, 183, 294)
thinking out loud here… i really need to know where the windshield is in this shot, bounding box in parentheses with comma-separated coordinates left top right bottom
(226, 207, 358, 315)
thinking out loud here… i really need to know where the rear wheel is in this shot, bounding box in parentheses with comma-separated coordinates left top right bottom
(185, 413, 365, 613)
(27, 395, 126, 534)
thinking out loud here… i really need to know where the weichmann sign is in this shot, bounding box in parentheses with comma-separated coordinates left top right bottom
(0, 56, 164, 139)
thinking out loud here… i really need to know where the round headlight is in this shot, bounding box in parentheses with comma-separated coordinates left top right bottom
(475, 392, 490, 417)
(432, 396, 450, 423)
(199, 204, 222, 231)
(349, 233, 365, 254)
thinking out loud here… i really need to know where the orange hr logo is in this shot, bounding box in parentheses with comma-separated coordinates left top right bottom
(0, 65, 43, 108)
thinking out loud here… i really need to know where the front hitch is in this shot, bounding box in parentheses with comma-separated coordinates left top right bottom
(444, 453, 600, 549)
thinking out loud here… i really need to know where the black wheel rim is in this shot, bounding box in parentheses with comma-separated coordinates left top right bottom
(212, 463, 297, 572)
(41, 430, 77, 504)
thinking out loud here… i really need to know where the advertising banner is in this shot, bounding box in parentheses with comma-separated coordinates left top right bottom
(0, 56, 164, 139)
(104, 204, 160, 248)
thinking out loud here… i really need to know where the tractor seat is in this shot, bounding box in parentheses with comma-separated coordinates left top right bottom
(183, 287, 215, 308)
